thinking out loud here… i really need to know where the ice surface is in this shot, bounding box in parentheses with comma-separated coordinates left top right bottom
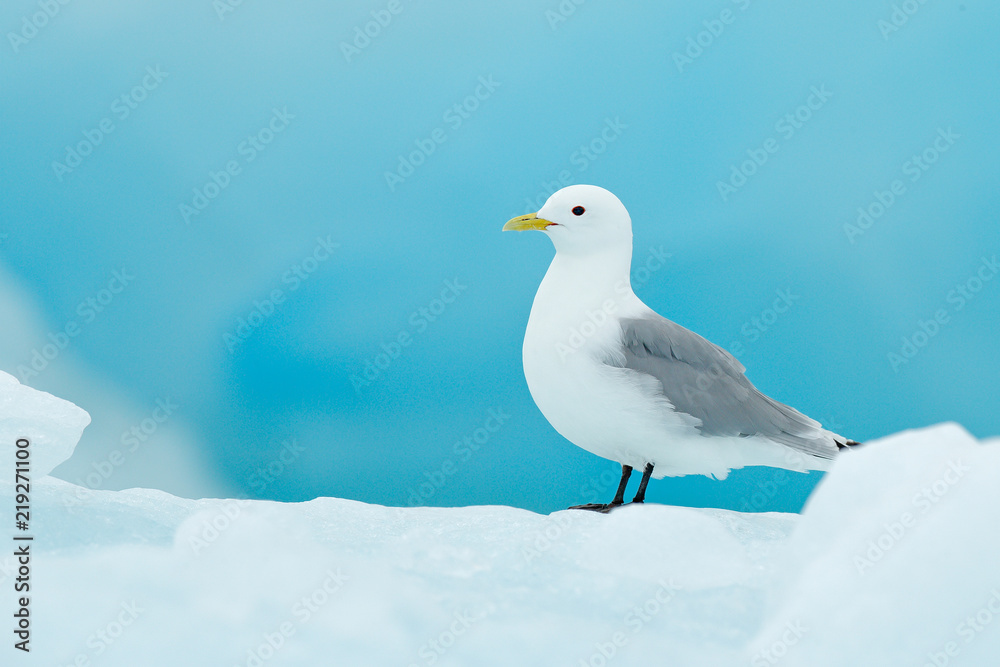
(1, 379, 997, 666)
(0, 370, 90, 477)
(748, 423, 1000, 667)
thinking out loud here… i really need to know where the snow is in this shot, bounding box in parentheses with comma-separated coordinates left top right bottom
(751, 424, 1000, 667)
(0, 371, 90, 477)
(1, 375, 998, 666)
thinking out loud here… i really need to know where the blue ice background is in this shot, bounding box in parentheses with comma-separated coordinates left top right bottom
(1, 0, 998, 513)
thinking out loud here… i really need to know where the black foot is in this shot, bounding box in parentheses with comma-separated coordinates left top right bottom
(569, 464, 634, 512)
(568, 463, 658, 511)
(568, 501, 624, 513)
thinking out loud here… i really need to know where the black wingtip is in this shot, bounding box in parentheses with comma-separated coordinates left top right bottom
(837, 439, 863, 450)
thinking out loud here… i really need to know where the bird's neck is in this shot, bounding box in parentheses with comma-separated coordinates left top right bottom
(555, 240, 633, 286)
(532, 243, 640, 323)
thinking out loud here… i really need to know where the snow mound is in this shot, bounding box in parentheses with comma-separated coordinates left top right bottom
(14, 482, 791, 666)
(1, 378, 997, 666)
(747, 422, 1000, 666)
(0, 370, 90, 476)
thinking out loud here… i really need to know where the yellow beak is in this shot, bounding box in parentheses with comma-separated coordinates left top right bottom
(502, 213, 555, 232)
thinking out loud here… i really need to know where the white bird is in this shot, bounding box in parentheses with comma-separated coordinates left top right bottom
(503, 185, 858, 511)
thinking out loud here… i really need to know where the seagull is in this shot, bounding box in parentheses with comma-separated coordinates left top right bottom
(503, 185, 858, 512)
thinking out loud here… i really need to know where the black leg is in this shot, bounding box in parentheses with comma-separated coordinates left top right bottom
(569, 464, 633, 512)
(610, 464, 633, 505)
(631, 463, 654, 504)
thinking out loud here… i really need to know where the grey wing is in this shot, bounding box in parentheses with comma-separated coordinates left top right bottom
(614, 315, 838, 459)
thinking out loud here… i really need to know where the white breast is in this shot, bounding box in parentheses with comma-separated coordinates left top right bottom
(520, 255, 701, 472)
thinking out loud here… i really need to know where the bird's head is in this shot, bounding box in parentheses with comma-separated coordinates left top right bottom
(503, 185, 632, 256)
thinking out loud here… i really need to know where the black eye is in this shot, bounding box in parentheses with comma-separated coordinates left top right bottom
(572, 206, 585, 216)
